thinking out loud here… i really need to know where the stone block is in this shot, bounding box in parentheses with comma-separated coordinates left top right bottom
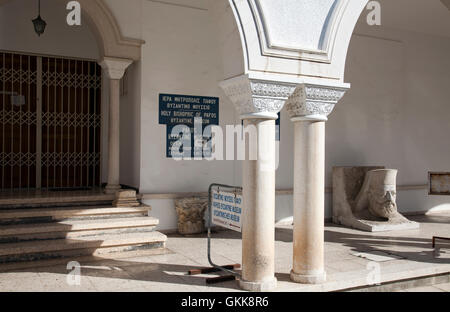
(113, 190, 141, 208)
(174, 197, 208, 235)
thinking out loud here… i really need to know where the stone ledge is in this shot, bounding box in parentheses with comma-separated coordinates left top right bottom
(140, 184, 428, 200)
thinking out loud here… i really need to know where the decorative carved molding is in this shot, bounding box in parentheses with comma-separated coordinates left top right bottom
(220, 75, 296, 119)
(286, 84, 347, 121)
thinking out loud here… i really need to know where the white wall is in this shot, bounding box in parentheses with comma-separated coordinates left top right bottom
(329, 16, 450, 215)
(104, 0, 143, 40)
(274, 13, 450, 224)
(136, 1, 242, 229)
(119, 61, 142, 189)
(139, 0, 239, 195)
(0, 0, 99, 59)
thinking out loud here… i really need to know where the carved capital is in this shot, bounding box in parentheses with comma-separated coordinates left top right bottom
(220, 75, 296, 120)
(286, 84, 347, 121)
(99, 57, 133, 80)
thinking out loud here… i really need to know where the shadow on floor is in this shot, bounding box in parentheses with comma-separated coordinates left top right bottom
(4, 251, 242, 290)
(2, 214, 449, 290)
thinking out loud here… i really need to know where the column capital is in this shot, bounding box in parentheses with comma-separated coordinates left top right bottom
(286, 84, 348, 122)
(220, 75, 296, 120)
(99, 57, 133, 80)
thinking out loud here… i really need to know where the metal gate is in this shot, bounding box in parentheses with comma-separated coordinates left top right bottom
(0, 51, 101, 190)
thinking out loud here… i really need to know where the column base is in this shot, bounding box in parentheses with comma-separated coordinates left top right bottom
(290, 270, 326, 284)
(238, 277, 277, 292)
(104, 184, 121, 194)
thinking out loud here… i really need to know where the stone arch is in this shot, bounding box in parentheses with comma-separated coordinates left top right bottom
(224, 0, 369, 82)
(0, 0, 143, 60)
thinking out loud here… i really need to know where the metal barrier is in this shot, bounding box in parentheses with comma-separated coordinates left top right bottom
(432, 236, 450, 248)
(189, 183, 243, 284)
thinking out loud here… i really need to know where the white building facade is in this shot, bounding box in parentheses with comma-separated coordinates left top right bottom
(1, 0, 450, 290)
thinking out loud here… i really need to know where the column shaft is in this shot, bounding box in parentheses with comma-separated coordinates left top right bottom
(290, 120, 326, 284)
(240, 119, 277, 292)
(105, 79, 121, 193)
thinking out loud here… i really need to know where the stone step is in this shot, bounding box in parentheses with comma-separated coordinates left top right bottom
(0, 231, 167, 263)
(0, 193, 115, 208)
(0, 248, 172, 273)
(0, 217, 159, 243)
(0, 206, 150, 224)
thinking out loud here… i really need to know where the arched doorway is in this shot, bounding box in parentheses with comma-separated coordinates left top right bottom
(0, 0, 141, 191)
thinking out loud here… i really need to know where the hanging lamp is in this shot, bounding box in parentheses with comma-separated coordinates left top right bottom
(32, 0, 47, 36)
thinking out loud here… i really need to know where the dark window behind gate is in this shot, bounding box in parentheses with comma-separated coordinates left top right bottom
(0, 51, 102, 190)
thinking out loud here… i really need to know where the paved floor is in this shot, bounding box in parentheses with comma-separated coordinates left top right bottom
(0, 212, 449, 292)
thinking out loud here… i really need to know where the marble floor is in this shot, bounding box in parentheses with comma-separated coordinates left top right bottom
(0, 212, 449, 292)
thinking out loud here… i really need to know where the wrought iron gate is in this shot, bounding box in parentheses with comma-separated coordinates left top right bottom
(0, 51, 101, 190)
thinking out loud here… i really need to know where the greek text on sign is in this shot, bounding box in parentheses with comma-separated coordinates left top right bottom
(159, 94, 219, 125)
(211, 190, 242, 232)
(159, 93, 219, 158)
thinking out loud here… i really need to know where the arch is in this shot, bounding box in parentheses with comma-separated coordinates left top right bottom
(209, 0, 247, 81)
(0, 0, 143, 60)
(224, 0, 369, 83)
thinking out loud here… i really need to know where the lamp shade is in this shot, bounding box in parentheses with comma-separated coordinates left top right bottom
(32, 15, 46, 36)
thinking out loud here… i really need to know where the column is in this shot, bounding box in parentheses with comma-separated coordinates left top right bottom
(240, 117, 276, 291)
(99, 57, 133, 194)
(286, 84, 347, 284)
(220, 75, 295, 291)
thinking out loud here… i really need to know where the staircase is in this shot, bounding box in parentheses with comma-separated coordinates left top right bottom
(0, 203, 167, 269)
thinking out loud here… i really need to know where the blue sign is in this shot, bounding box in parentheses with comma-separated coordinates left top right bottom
(159, 94, 219, 125)
(159, 94, 219, 158)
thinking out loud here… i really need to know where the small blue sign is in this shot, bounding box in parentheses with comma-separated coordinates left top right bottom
(159, 93, 219, 158)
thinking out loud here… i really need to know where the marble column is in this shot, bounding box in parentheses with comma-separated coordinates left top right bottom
(99, 57, 133, 194)
(220, 75, 296, 291)
(286, 84, 347, 284)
